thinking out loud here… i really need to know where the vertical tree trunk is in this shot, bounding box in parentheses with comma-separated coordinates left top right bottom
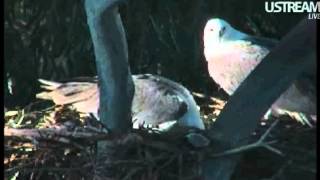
(84, 0, 134, 178)
(85, 1, 133, 133)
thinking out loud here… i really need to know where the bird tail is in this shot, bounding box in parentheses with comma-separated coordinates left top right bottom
(36, 79, 61, 100)
(38, 79, 61, 90)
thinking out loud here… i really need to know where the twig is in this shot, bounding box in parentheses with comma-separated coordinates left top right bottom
(210, 120, 283, 157)
(4, 126, 109, 142)
(192, 92, 226, 104)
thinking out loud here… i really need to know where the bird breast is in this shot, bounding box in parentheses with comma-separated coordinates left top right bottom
(204, 41, 269, 95)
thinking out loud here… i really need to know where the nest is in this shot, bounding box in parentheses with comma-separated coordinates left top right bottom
(4, 96, 316, 180)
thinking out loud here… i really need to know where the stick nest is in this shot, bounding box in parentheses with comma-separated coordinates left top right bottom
(4, 97, 316, 180)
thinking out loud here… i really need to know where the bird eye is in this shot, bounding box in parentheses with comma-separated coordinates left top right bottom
(209, 28, 214, 31)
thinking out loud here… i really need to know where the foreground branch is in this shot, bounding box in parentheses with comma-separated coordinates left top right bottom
(5, 120, 282, 158)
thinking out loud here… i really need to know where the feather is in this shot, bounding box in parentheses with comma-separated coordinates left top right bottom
(37, 74, 205, 130)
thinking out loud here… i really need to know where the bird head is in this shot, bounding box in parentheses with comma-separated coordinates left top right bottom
(203, 18, 247, 48)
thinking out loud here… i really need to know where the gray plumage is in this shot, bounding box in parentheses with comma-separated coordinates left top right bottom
(37, 74, 205, 130)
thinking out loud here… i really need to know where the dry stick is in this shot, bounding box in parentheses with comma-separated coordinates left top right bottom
(4, 127, 109, 142)
(5, 128, 88, 150)
(210, 119, 283, 158)
(33, 105, 58, 113)
(192, 91, 225, 104)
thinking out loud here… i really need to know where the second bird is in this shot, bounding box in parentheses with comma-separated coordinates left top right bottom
(203, 18, 316, 124)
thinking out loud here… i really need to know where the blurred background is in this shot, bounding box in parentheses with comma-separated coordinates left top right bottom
(4, 0, 307, 108)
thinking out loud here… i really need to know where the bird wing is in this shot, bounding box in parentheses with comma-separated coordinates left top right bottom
(272, 67, 316, 115)
(132, 74, 189, 126)
(37, 78, 99, 114)
(240, 36, 316, 115)
(241, 35, 278, 50)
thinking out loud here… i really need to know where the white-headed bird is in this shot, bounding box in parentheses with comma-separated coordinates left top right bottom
(203, 18, 316, 125)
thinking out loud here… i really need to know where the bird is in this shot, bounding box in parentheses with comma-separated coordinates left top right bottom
(36, 74, 205, 131)
(203, 18, 316, 125)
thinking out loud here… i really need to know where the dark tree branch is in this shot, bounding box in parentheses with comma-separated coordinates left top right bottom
(202, 18, 316, 180)
(84, 0, 133, 178)
(85, 0, 134, 134)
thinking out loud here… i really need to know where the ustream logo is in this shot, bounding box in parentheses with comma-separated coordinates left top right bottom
(265, 1, 320, 19)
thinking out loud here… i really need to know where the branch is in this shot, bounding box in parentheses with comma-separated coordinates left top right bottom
(4, 126, 109, 142)
(85, 0, 133, 134)
(210, 120, 283, 157)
